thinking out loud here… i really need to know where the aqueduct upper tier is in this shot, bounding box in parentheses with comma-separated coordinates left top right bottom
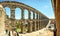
(0, 1, 48, 19)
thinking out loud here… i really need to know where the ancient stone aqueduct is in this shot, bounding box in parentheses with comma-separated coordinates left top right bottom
(0, 1, 49, 34)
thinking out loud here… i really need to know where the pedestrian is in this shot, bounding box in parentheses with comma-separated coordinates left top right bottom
(13, 30, 17, 36)
(54, 22, 57, 36)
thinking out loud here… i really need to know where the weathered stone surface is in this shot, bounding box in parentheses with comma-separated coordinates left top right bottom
(0, 5, 6, 36)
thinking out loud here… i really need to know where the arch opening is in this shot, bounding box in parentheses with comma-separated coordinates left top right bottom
(15, 8, 21, 20)
(24, 9, 28, 19)
(4, 7, 10, 18)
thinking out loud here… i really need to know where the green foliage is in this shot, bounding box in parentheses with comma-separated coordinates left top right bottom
(15, 21, 20, 28)
(16, 28, 21, 32)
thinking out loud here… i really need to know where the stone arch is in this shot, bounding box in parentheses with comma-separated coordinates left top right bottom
(35, 13, 36, 19)
(24, 9, 28, 19)
(15, 8, 21, 19)
(0, 1, 49, 20)
(30, 11, 33, 19)
(4, 7, 10, 17)
(0, 1, 47, 17)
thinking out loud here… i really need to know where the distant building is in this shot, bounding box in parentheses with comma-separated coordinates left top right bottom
(49, 19, 56, 24)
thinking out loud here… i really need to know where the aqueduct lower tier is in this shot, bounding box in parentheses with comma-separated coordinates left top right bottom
(0, 1, 49, 34)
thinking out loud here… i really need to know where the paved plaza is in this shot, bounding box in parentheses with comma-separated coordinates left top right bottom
(18, 28, 54, 36)
(5, 28, 54, 36)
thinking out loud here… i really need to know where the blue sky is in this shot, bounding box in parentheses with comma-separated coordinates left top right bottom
(0, 0, 55, 19)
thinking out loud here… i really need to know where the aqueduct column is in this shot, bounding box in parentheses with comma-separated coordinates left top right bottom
(39, 15, 41, 29)
(21, 8, 24, 19)
(11, 8, 15, 19)
(10, 8, 15, 30)
(28, 10, 32, 32)
(36, 14, 39, 30)
(21, 8, 25, 33)
(38, 14, 39, 30)
(33, 12, 36, 31)
(38, 14, 40, 30)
